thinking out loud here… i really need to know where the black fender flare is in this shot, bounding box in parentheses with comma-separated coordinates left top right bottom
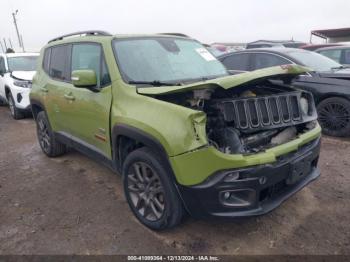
(112, 123, 170, 172)
(29, 98, 46, 119)
(111, 123, 191, 213)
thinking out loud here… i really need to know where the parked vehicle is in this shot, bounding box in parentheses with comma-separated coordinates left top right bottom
(300, 43, 343, 51)
(246, 40, 306, 49)
(30, 31, 321, 230)
(0, 52, 39, 119)
(316, 46, 350, 66)
(218, 48, 350, 137)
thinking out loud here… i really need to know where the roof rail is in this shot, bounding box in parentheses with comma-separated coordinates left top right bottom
(48, 30, 112, 43)
(158, 33, 190, 38)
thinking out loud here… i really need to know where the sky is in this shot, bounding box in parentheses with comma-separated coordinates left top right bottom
(0, 0, 349, 52)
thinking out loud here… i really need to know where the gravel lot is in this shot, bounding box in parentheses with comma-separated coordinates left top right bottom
(0, 106, 349, 255)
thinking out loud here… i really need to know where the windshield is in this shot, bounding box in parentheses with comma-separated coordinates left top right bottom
(287, 50, 341, 72)
(113, 37, 228, 85)
(7, 56, 38, 72)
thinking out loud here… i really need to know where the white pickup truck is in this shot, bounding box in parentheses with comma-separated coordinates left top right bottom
(0, 52, 39, 119)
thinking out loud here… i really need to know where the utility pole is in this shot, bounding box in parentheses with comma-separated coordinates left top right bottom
(3, 38, 8, 50)
(0, 41, 4, 53)
(12, 10, 25, 52)
(8, 38, 13, 49)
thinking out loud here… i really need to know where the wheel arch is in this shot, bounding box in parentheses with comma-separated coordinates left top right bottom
(316, 93, 350, 105)
(4, 85, 11, 98)
(112, 124, 170, 173)
(30, 99, 46, 120)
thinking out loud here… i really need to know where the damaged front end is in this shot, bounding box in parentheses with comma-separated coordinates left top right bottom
(139, 65, 318, 156)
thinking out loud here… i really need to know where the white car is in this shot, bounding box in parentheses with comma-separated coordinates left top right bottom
(0, 52, 39, 119)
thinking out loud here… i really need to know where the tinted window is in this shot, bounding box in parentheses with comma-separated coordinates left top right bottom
(221, 53, 250, 71)
(49, 45, 71, 81)
(253, 53, 289, 70)
(71, 43, 110, 87)
(343, 49, 350, 64)
(319, 49, 342, 63)
(43, 48, 51, 73)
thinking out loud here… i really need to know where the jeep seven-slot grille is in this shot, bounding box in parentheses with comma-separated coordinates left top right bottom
(221, 92, 305, 132)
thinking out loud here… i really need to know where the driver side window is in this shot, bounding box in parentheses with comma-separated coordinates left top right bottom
(71, 43, 111, 88)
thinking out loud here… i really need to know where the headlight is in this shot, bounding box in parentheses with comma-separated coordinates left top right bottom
(300, 97, 309, 115)
(13, 80, 32, 88)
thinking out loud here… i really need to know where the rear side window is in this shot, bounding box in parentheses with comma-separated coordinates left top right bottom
(319, 49, 342, 63)
(43, 48, 51, 74)
(49, 45, 71, 81)
(71, 43, 111, 87)
(252, 53, 289, 70)
(221, 53, 251, 71)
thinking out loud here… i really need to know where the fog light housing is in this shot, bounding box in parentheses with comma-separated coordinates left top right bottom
(220, 189, 256, 207)
(17, 93, 22, 103)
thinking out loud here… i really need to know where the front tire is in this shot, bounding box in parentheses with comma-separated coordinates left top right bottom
(36, 111, 66, 157)
(122, 147, 185, 230)
(7, 92, 24, 120)
(317, 97, 350, 137)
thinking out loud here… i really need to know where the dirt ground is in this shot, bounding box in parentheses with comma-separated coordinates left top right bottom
(0, 106, 349, 255)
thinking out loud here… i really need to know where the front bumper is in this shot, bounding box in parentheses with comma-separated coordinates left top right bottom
(10, 86, 31, 110)
(176, 136, 321, 219)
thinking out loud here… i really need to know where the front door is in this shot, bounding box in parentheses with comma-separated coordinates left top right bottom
(60, 43, 113, 158)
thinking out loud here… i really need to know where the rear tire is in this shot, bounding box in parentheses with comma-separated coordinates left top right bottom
(122, 147, 185, 230)
(317, 97, 350, 137)
(7, 92, 24, 120)
(36, 111, 66, 157)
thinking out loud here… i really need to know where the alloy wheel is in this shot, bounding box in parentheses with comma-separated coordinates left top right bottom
(318, 102, 350, 131)
(127, 162, 165, 221)
(37, 118, 51, 153)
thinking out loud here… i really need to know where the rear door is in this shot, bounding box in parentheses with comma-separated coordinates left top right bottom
(44, 44, 73, 132)
(60, 42, 113, 158)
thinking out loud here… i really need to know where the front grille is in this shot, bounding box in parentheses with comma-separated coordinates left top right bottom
(220, 91, 315, 132)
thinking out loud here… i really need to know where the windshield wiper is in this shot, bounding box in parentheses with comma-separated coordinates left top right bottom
(331, 65, 347, 70)
(128, 80, 182, 87)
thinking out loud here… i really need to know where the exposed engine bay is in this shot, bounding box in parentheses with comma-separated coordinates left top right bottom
(153, 80, 318, 154)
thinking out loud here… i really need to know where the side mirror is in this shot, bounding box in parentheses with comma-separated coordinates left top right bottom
(71, 70, 97, 88)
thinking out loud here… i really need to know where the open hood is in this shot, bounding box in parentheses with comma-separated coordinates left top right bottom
(137, 64, 311, 96)
(11, 71, 36, 81)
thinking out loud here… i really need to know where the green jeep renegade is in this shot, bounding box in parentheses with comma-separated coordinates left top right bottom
(30, 31, 321, 230)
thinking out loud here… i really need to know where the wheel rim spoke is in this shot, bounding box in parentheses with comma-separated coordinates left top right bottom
(319, 102, 350, 132)
(127, 161, 165, 222)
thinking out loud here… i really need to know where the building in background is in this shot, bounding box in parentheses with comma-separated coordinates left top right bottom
(311, 27, 350, 43)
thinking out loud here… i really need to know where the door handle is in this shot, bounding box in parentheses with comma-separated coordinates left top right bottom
(40, 87, 48, 93)
(64, 94, 75, 101)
